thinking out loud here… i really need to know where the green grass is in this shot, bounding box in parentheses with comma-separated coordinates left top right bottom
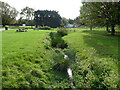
(2, 28, 119, 88)
(2, 29, 55, 88)
(64, 29, 119, 88)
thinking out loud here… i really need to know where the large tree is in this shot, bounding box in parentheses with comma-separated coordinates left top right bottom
(19, 7, 34, 25)
(68, 18, 74, 24)
(34, 10, 61, 28)
(80, 2, 120, 35)
(20, 7, 34, 20)
(61, 17, 68, 27)
(0, 1, 18, 26)
(74, 16, 80, 25)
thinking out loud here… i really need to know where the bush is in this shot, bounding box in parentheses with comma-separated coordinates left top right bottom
(8, 26, 19, 29)
(38, 26, 42, 29)
(39, 26, 51, 30)
(53, 49, 76, 72)
(49, 32, 68, 49)
(72, 56, 119, 88)
(53, 52, 69, 71)
(30, 69, 44, 78)
(57, 28, 68, 36)
(19, 26, 35, 29)
(64, 49, 76, 62)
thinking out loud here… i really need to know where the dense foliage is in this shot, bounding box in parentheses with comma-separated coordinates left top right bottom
(80, 2, 120, 35)
(20, 7, 35, 20)
(57, 28, 68, 37)
(34, 10, 62, 28)
(49, 31, 68, 49)
(18, 7, 35, 25)
(0, 1, 18, 26)
(39, 26, 51, 30)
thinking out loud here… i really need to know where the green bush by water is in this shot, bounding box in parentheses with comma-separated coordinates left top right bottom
(49, 32, 68, 49)
(57, 27, 68, 37)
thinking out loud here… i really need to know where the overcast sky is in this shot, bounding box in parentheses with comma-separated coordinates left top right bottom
(1, 0, 82, 19)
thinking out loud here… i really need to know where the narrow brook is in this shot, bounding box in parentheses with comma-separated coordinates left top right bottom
(64, 55, 76, 88)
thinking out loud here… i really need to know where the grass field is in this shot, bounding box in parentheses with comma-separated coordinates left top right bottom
(2, 28, 119, 88)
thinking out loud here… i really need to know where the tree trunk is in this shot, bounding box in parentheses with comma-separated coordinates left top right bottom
(42, 23, 44, 27)
(106, 26, 110, 32)
(90, 27, 92, 30)
(111, 25, 115, 35)
(35, 25, 38, 28)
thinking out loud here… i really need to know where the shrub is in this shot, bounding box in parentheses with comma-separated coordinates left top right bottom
(57, 27, 68, 37)
(19, 26, 34, 29)
(8, 26, 19, 29)
(39, 26, 51, 30)
(53, 52, 70, 71)
(64, 49, 76, 61)
(53, 49, 76, 72)
(72, 56, 119, 88)
(38, 26, 42, 29)
(30, 69, 44, 78)
(49, 32, 68, 49)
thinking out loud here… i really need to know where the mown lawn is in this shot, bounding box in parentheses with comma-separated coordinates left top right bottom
(2, 28, 119, 88)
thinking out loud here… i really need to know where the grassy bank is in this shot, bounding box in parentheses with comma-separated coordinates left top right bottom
(2, 28, 119, 88)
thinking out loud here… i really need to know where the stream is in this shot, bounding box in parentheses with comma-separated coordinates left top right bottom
(64, 55, 76, 88)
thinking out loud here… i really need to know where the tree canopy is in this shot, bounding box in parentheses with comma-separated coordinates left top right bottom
(20, 7, 34, 20)
(18, 7, 35, 25)
(0, 1, 18, 26)
(80, 2, 120, 35)
(34, 10, 62, 28)
(61, 17, 68, 27)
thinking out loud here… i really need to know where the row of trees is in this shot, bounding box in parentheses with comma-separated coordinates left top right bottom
(80, 2, 120, 35)
(0, 1, 61, 27)
(0, 1, 81, 28)
(0, 1, 34, 26)
(61, 16, 81, 27)
(0, 1, 37, 26)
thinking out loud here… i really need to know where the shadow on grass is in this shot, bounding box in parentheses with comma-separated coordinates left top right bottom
(82, 30, 120, 37)
(82, 30, 119, 59)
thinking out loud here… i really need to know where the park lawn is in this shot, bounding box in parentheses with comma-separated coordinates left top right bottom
(2, 29, 59, 88)
(64, 29, 119, 88)
(2, 28, 119, 88)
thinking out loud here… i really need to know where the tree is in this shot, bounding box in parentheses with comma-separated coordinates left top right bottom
(74, 16, 80, 25)
(0, 1, 18, 26)
(18, 18, 35, 25)
(19, 7, 34, 25)
(61, 17, 68, 27)
(68, 19, 74, 24)
(20, 7, 34, 20)
(34, 10, 61, 28)
(80, 2, 120, 35)
(80, 2, 103, 30)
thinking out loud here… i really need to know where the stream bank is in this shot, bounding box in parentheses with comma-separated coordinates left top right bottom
(45, 28, 76, 88)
